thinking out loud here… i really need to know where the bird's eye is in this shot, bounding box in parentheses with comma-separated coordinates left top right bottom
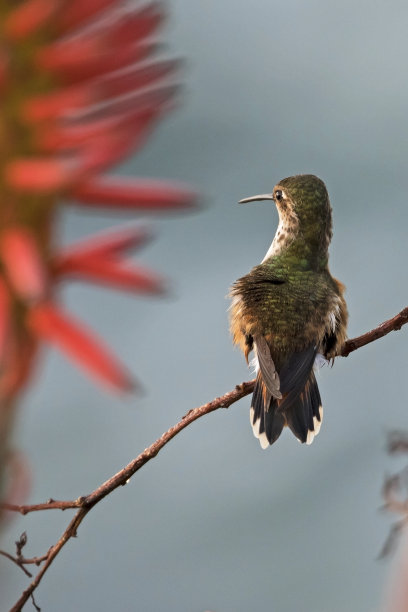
(275, 190, 283, 201)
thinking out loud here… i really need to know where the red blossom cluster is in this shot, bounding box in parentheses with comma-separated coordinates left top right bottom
(0, 0, 196, 399)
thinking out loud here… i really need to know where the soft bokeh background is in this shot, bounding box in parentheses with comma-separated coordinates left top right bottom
(2, 1, 408, 610)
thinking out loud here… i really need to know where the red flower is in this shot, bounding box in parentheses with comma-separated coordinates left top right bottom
(53, 224, 166, 294)
(0, 0, 197, 398)
(28, 302, 135, 393)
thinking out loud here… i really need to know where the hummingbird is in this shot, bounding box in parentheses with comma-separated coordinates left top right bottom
(229, 174, 348, 448)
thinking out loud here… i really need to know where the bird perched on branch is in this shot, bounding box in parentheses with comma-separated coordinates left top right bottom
(229, 174, 348, 448)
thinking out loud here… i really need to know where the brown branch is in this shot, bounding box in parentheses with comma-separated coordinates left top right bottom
(5, 380, 256, 612)
(3, 305, 408, 611)
(4, 305, 408, 518)
(3, 498, 84, 514)
(0, 550, 33, 578)
(2, 379, 255, 521)
(339, 305, 408, 357)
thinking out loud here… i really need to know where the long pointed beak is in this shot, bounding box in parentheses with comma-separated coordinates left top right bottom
(239, 193, 274, 204)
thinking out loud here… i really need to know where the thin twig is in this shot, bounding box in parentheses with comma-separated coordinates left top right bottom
(379, 433, 408, 559)
(3, 305, 408, 611)
(29, 593, 40, 612)
(0, 533, 49, 579)
(2, 499, 84, 514)
(0, 550, 32, 578)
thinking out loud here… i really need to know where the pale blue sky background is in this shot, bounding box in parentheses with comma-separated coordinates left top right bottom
(1, 1, 408, 610)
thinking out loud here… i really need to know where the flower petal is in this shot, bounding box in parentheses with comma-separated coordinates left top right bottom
(24, 59, 180, 124)
(98, 58, 181, 99)
(57, 0, 119, 32)
(72, 83, 179, 124)
(73, 177, 198, 211)
(55, 256, 166, 294)
(80, 122, 156, 174)
(28, 302, 135, 393)
(1, 227, 47, 301)
(5, 158, 81, 193)
(54, 225, 153, 262)
(0, 279, 12, 362)
(37, 4, 164, 81)
(22, 85, 93, 122)
(34, 103, 155, 152)
(37, 38, 157, 82)
(4, 0, 61, 40)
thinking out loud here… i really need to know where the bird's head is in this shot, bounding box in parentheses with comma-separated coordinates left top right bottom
(239, 174, 333, 253)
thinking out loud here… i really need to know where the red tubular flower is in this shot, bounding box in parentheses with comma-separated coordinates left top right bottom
(73, 177, 197, 211)
(54, 226, 154, 260)
(0, 0, 197, 404)
(36, 5, 163, 80)
(0, 228, 47, 301)
(27, 303, 135, 393)
(22, 58, 180, 122)
(53, 225, 166, 294)
(0, 280, 11, 364)
(4, 0, 61, 40)
(55, 257, 167, 295)
(0, 0, 199, 517)
(57, 0, 119, 32)
(5, 158, 83, 193)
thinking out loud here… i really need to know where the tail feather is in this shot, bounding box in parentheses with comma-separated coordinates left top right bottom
(250, 370, 323, 449)
(284, 371, 322, 445)
(250, 373, 285, 448)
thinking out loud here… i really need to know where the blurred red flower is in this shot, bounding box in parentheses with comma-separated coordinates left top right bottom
(0, 0, 197, 510)
(0, 0, 196, 399)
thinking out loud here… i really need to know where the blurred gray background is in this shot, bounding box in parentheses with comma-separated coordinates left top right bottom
(2, 1, 408, 610)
